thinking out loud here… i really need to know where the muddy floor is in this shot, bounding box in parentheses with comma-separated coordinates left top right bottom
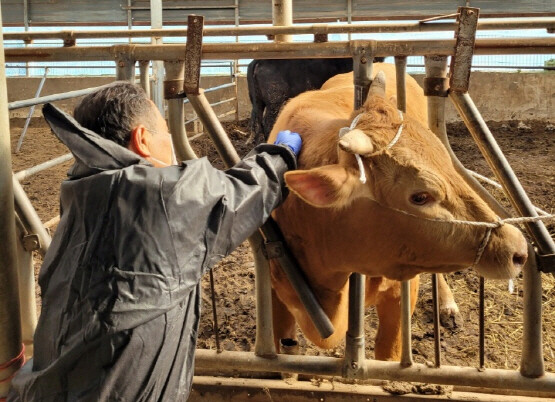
(9, 115, 555, 374)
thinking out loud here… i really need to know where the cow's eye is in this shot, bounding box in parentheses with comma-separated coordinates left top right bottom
(410, 192, 433, 205)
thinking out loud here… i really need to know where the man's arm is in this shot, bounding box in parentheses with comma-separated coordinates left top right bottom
(162, 134, 301, 281)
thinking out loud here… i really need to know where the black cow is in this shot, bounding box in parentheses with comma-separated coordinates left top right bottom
(247, 57, 385, 144)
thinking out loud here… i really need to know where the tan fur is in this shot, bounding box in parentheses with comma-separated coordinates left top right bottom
(267, 65, 527, 360)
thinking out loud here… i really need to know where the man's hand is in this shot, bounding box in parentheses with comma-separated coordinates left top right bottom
(274, 130, 302, 157)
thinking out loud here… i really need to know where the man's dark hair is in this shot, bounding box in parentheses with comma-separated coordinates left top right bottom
(74, 81, 155, 147)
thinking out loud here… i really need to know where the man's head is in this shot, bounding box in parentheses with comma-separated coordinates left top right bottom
(74, 81, 174, 167)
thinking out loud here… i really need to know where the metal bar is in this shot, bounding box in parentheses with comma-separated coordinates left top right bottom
(15, 67, 49, 152)
(183, 15, 204, 95)
(273, 0, 293, 43)
(15, 224, 37, 357)
(449, 92, 555, 259)
(250, 233, 276, 358)
(192, 375, 555, 401)
(150, 0, 164, 114)
(8, 85, 108, 110)
(520, 246, 544, 378)
(343, 49, 372, 379)
(396, 54, 412, 369)
(183, 83, 236, 104)
(0, 5, 23, 393)
(419, 13, 460, 23)
(185, 90, 240, 167)
(12, 176, 51, 257)
(115, 57, 135, 82)
(400, 280, 412, 367)
(139, 60, 150, 98)
(431, 274, 441, 367)
(394, 56, 407, 113)
(5, 18, 555, 41)
(6, 37, 555, 62)
(479, 277, 485, 369)
(194, 350, 555, 393)
(450, 7, 480, 93)
(123, 5, 237, 10)
(14, 153, 74, 181)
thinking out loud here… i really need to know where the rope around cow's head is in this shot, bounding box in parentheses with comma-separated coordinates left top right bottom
(337, 111, 554, 272)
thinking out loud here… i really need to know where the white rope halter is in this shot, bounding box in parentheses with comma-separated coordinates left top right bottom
(338, 110, 404, 184)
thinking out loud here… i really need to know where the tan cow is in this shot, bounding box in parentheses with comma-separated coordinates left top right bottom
(267, 64, 527, 360)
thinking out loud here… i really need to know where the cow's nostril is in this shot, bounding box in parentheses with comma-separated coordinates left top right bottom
(513, 253, 527, 268)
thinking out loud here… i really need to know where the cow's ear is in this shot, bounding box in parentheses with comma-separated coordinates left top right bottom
(285, 165, 363, 208)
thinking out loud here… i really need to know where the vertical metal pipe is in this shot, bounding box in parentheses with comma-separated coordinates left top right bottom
(449, 92, 555, 257)
(344, 273, 365, 378)
(251, 234, 277, 358)
(164, 60, 197, 161)
(479, 277, 485, 369)
(150, 0, 165, 114)
(139, 60, 151, 98)
(272, 0, 293, 43)
(394, 56, 407, 113)
(431, 274, 441, 367)
(0, 6, 23, 394)
(343, 49, 371, 378)
(395, 55, 412, 367)
(400, 280, 413, 367)
(15, 224, 37, 357)
(424, 56, 448, 370)
(115, 57, 135, 82)
(520, 246, 544, 377)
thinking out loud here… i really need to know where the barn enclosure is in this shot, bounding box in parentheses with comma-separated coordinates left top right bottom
(1, 1, 554, 400)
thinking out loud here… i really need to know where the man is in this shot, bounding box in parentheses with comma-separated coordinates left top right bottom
(9, 82, 301, 401)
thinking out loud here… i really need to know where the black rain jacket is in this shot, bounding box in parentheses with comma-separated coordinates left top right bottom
(9, 103, 296, 401)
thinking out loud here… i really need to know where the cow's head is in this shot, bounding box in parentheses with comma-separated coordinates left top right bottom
(285, 71, 528, 281)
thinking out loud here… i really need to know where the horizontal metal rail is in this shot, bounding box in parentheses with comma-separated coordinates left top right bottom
(8, 85, 108, 110)
(5, 38, 555, 63)
(14, 153, 73, 181)
(3, 17, 555, 41)
(195, 350, 555, 394)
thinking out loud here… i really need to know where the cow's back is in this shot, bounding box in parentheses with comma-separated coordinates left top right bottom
(269, 63, 428, 169)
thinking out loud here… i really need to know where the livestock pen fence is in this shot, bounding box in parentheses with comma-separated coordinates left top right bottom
(1, 9, 555, 401)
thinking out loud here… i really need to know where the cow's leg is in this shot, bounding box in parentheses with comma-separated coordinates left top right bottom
(262, 104, 283, 141)
(249, 101, 266, 145)
(373, 276, 419, 361)
(271, 288, 297, 352)
(437, 274, 462, 330)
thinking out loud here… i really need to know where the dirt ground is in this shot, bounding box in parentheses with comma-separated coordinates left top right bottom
(9, 115, 554, 374)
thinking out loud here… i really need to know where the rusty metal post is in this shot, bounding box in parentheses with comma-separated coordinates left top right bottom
(0, 5, 24, 394)
(272, 0, 293, 42)
(139, 60, 151, 98)
(394, 55, 413, 368)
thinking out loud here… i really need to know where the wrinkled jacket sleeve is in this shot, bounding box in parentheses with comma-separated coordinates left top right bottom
(163, 143, 296, 283)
